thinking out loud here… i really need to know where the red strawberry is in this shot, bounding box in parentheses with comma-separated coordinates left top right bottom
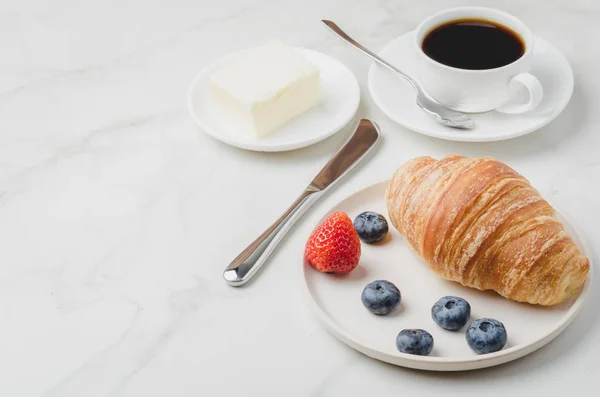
(305, 211, 361, 274)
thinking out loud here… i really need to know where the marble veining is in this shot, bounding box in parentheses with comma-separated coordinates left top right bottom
(0, 0, 599, 396)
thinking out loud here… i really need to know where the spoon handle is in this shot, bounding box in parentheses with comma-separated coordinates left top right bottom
(322, 20, 419, 92)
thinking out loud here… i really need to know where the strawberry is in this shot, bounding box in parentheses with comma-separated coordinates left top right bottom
(305, 211, 361, 274)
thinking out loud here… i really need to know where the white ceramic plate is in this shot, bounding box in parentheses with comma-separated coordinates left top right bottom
(368, 32, 574, 142)
(301, 180, 592, 371)
(188, 47, 360, 152)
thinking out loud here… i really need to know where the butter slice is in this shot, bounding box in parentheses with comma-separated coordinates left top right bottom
(210, 41, 320, 138)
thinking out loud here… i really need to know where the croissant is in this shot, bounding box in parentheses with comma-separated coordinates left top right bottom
(385, 155, 589, 305)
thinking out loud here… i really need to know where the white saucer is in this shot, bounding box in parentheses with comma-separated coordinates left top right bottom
(188, 48, 360, 152)
(368, 32, 574, 142)
(301, 180, 592, 371)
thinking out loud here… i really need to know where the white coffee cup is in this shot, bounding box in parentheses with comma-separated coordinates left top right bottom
(415, 7, 543, 114)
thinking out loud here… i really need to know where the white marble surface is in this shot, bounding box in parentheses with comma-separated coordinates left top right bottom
(0, 0, 599, 396)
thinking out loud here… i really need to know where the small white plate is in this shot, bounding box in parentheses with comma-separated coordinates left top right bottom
(188, 47, 360, 152)
(368, 32, 574, 142)
(301, 180, 592, 371)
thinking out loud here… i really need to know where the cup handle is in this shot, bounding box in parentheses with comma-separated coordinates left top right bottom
(496, 73, 543, 114)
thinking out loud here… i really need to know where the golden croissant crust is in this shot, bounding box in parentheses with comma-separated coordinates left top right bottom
(385, 155, 589, 305)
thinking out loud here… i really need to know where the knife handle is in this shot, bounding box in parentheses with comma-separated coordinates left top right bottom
(223, 187, 322, 286)
(223, 119, 380, 286)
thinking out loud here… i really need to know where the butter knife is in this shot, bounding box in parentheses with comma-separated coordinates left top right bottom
(223, 119, 380, 286)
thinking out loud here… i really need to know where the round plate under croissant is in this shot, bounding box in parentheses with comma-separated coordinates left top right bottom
(301, 180, 592, 371)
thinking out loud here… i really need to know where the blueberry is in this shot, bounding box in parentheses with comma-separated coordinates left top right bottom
(466, 318, 507, 354)
(361, 280, 401, 315)
(395, 329, 434, 356)
(353, 211, 389, 243)
(431, 296, 471, 330)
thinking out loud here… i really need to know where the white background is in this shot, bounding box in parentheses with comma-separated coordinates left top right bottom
(0, 0, 598, 396)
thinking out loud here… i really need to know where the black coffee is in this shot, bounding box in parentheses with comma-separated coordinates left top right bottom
(422, 18, 525, 70)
